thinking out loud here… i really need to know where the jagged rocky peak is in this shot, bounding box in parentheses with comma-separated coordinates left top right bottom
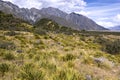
(0, 1, 42, 23)
(69, 12, 89, 19)
(0, 0, 19, 9)
(30, 8, 39, 12)
(40, 7, 68, 18)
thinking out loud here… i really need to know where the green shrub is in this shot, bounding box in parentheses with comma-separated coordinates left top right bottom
(40, 61, 57, 73)
(5, 31, 19, 36)
(82, 56, 94, 65)
(34, 54, 40, 61)
(62, 54, 76, 61)
(53, 68, 85, 80)
(0, 50, 6, 56)
(3, 53, 15, 60)
(0, 63, 9, 77)
(19, 63, 45, 80)
(39, 45, 46, 49)
(67, 61, 75, 68)
(94, 37, 109, 45)
(0, 41, 16, 50)
(95, 37, 120, 54)
(44, 35, 49, 39)
(28, 53, 34, 59)
(80, 36, 86, 41)
(34, 28, 46, 35)
(104, 39, 120, 54)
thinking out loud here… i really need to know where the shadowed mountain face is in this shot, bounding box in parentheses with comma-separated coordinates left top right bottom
(0, 0, 108, 30)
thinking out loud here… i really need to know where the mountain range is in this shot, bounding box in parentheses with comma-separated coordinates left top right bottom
(0, 0, 107, 30)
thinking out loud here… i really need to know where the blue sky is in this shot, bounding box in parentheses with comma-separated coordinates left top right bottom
(3, 0, 120, 28)
(85, 0, 119, 3)
(82, 0, 120, 27)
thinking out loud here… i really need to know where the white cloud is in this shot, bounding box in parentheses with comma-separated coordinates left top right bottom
(76, 11, 90, 16)
(96, 21, 117, 28)
(113, 14, 120, 23)
(3, 0, 86, 13)
(3, 0, 42, 9)
(79, 3, 120, 28)
(95, 15, 120, 28)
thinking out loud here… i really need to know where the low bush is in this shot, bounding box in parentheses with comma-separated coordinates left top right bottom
(34, 28, 46, 35)
(105, 39, 120, 54)
(19, 63, 45, 80)
(0, 41, 16, 50)
(3, 53, 15, 60)
(94, 37, 109, 45)
(95, 37, 120, 54)
(82, 56, 94, 65)
(62, 54, 76, 61)
(4, 31, 19, 36)
(53, 68, 85, 80)
(0, 63, 9, 77)
(40, 62, 57, 73)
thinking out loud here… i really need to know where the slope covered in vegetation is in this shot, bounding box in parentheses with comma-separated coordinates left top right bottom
(0, 11, 120, 80)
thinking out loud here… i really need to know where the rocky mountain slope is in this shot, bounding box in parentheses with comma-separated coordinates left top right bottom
(0, 0, 107, 30)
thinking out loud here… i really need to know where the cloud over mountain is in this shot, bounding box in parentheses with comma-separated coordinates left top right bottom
(3, 0, 86, 13)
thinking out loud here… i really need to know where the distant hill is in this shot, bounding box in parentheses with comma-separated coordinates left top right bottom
(34, 18, 80, 35)
(0, 0, 108, 30)
(109, 26, 120, 31)
(0, 11, 30, 31)
(0, 11, 79, 35)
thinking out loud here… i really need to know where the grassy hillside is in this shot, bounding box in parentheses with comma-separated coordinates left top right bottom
(0, 11, 31, 31)
(0, 11, 120, 80)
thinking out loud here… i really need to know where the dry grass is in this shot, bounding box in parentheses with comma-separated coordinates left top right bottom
(0, 30, 120, 80)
